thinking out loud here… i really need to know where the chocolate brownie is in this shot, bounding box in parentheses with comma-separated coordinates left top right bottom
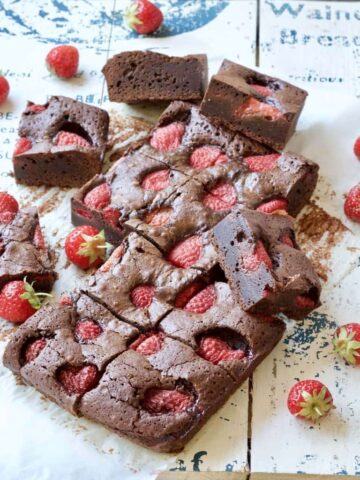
(102, 51, 208, 104)
(0, 207, 56, 291)
(160, 282, 285, 381)
(211, 208, 321, 319)
(83, 233, 204, 329)
(3, 293, 138, 415)
(13, 96, 109, 188)
(200, 60, 308, 151)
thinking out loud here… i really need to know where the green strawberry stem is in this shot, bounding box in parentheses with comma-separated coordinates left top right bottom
(124, 3, 143, 29)
(20, 278, 52, 310)
(78, 230, 112, 264)
(333, 327, 360, 365)
(297, 386, 334, 422)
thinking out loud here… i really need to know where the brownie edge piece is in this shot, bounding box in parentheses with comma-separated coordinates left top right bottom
(200, 60, 308, 151)
(103, 51, 208, 104)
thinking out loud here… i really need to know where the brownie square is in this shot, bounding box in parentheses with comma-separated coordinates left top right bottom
(83, 233, 203, 329)
(160, 282, 285, 381)
(200, 60, 308, 151)
(102, 51, 208, 104)
(3, 294, 138, 415)
(13, 96, 109, 188)
(211, 208, 321, 319)
(0, 207, 56, 291)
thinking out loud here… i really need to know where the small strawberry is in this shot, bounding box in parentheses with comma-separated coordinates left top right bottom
(243, 240, 272, 271)
(141, 169, 170, 191)
(65, 226, 111, 270)
(130, 331, 165, 355)
(235, 97, 283, 120)
(0, 279, 52, 323)
(24, 338, 47, 363)
(54, 131, 91, 148)
(33, 224, 46, 249)
(75, 319, 102, 342)
(57, 364, 99, 395)
(174, 280, 206, 308)
(45, 45, 79, 79)
(189, 146, 228, 170)
(142, 388, 193, 414)
(125, 0, 163, 35)
(184, 285, 216, 314)
(353, 137, 360, 161)
(203, 183, 237, 212)
(344, 184, 360, 223)
(295, 294, 316, 309)
(167, 235, 202, 269)
(130, 285, 155, 308)
(13, 137, 32, 156)
(244, 153, 281, 172)
(150, 122, 185, 152)
(251, 84, 272, 97)
(27, 103, 47, 113)
(84, 183, 111, 210)
(59, 295, 73, 306)
(0, 192, 19, 224)
(102, 207, 120, 227)
(333, 323, 360, 365)
(287, 379, 334, 422)
(144, 207, 172, 227)
(0, 74, 10, 104)
(198, 336, 245, 365)
(256, 198, 288, 214)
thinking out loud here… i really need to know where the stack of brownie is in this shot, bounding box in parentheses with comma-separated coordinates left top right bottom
(4, 54, 321, 453)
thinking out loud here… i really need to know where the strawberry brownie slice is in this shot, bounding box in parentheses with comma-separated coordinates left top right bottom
(211, 208, 321, 319)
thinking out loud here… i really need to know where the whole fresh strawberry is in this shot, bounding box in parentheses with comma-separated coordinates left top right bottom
(65, 226, 111, 270)
(45, 45, 79, 79)
(333, 323, 360, 365)
(354, 137, 360, 161)
(0, 74, 10, 104)
(0, 279, 52, 323)
(287, 379, 334, 422)
(344, 184, 360, 223)
(125, 0, 163, 35)
(0, 192, 19, 224)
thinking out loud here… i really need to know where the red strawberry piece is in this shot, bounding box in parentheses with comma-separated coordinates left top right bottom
(65, 226, 110, 270)
(354, 137, 360, 160)
(203, 182, 237, 212)
(84, 183, 111, 210)
(54, 131, 91, 148)
(13, 137, 32, 156)
(27, 104, 47, 113)
(167, 235, 202, 269)
(45, 45, 79, 79)
(142, 388, 193, 414)
(333, 323, 360, 365)
(256, 198, 288, 214)
(344, 184, 360, 223)
(144, 207, 172, 227)
(24, 338, 47, 363)
(244, 153, 281, 172)
(59, 295, 73, 306)
(189, 146, 228, 170)
(125, 0, 163, 35)
(184, 285, 216, 314)
(243, 240, 272, 271)
(57, 364, 99, 395)
(295, 294, 316, 309)
(33, 224, 46, 249)
(102, 207, 120, 227)
(0, 192, 19, 224)
(130, 331, 165, 355)
(141, 169, 170, 191)
(287, 379, 334, 421)
(0, 75, 10, 104)
(235, 97, 283, 120)
(198, 336, 245, 365)
(150, 122, 185, 152)
(251, 84, 272, 97)
(0, 279, 51, 323)
(279, 232, 294, 248)
(174, 280, 206, 308)
(75, 319, 102, 342)
(130, 285, 155, 308)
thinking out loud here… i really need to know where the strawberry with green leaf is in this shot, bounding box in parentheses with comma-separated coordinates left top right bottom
(333, 323, 360, 365)
(65, 226, 112, 270)
(287, 379, 334, 422)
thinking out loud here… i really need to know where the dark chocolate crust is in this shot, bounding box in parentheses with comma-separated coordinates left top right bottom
(200, 60, 308, 151)
(102, 51, 208, 104)
(13, 96, 110, 188)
